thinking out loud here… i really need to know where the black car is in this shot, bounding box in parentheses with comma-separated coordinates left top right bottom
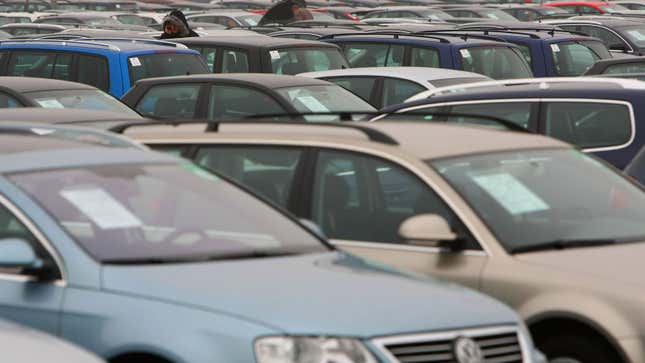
(174, 35, 348, 74)
(121, 73, 375, 120)
(551, 18, 645, 55)
(584, 57, 645, 75)
(498, 4, 572, 21)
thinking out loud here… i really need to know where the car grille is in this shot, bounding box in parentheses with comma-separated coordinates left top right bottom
(372, 326, 526, 363)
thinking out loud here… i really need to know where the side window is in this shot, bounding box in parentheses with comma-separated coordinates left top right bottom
(446, 102, 536, 129)
(410, 47, 440, 67)
(311, 150, 477, 247)
(221, 49, 249, 73)
(580, 5, 601, 14)
(202, 47, 217, 72)
(326, 76, 376, 103)
(194, 146, 303, 208)
(208, 84, 285, 119)
(604, 61, 645, 74)
(0, 202, 51, 275)
(382, 78, 425, 107)
(52, 53, 72, 80)
(135, 83, 202, 119)
(8, 51, 56, 78)
(0, 91, 22, 108)
(583, 26, 625, 50)
(344, 43, 389, 67)
(77, 55, 109, 92)
(514, 43, 532, 67)
(543, 102, 632, 148)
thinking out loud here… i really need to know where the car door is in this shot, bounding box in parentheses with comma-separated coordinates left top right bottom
(0, 192, 64, 335)
(306, 148, 486, 289)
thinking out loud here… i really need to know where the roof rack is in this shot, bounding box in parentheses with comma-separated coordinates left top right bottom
(419, 28, 540, 39)
(89, 37, 189, 49)
(318, 31, 452, 43)
(109, 117, 400, 146)
(454, 25, 589, 37)
(0, 38, 122, 50)
(371, 112, 531, 133)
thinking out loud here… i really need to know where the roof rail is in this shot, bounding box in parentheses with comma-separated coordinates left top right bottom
(109, 116, 400, 146)
(0, 38, 122, 50)
(418, 28, 541, 39)
(453, 25, 590, 37)
(88, 37, 189, 49)
(371, 112, 532, 133)
(318, 31, 452, 43)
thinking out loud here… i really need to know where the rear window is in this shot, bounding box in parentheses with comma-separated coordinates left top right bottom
(7, 51, 72, 80)
(270, 47, 347, 74)
(459, 46, 532, 79)
(128, 53, 208, 84)
(603, 61, 645, 74)
(551, 41, 611, 76)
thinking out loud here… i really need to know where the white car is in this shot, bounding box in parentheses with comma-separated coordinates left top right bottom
(299, 66, 491, 108)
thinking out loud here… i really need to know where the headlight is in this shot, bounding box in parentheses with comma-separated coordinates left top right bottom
(255, 336, 378, 363)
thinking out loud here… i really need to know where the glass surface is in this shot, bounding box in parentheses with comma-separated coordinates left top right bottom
(128, 53, 208, 84)
(431, 149, 645, 252)
(620, 26, 645, 47)
(0, 91, 21, 108)
(221, 49, 249, 73)
(551, 41, 610, 76)
(603, 61, 645, 74)
(417, 9, 454, 20)
(382, 78, 425, 107)
(446, 102, 535, 129)
(344, 44, 404, 68)
(208, 84, 285, 119)
(275, 85, 375, 113)
(28, 89, 137, 115)
(78, 55, 109, 91)
(236, 14, 261, 26)
(479, 9, 518, 20)
(85, 17, 122, 26)
(271, 47, 346, 74)
(410, 47, 440, 67)
(10, 164, 327, 262)
(327, 76, 376, 103)
(136, 83, 201, 119)
(625, 147, 645, 184)
(459, 46, 533, 79)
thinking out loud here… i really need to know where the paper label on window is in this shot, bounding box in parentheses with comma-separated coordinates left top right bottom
(551, 44, 560, 52)
(35, 99, 64, 108)
(460, 49, 471, 58)
(129, 57, 142, 67)
(29, 128, 55, 135)
(269, 50, 281, 60)
(61, 189, 142, 229)
(473, 173, 549, 215)
(296, 95, 329, 112)
(627, 30, 645, 41)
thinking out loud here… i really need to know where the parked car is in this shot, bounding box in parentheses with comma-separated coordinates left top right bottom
(545, 1, 630, 15)
(499, 4, 572, 21)
(422, 27, 613, 76)
(0, 318, 105, 362)
(121, 74, 375, 119)
(548, 17, 645, 55)
(123, 119, 645, 363)
(0, 77, 139, 116)
(186, 10, 263, 27)
(299, 67, 490, 108)
(174, 35, 348, 74)
(0, 132, 544, 363)
(319, 33, 534, 79)
(585, 57, 645, 74)
(0, 38, 209, 97)
(382, 77, 645, 169)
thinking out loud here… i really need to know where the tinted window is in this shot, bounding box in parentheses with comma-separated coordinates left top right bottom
(128, 53, 208, 84)
(326, 76, 375, 103)
(136, 83, 202, 119)
(544, 102, 632, 148)
(382, 78, 425, 107)
(410, 47, 440, 67)
(551, 41, 609, 76)
(0, 92, 21, 108)
(579, 26, 625, 50)
(194, 147, 303, 208)
(459, 46, 532, 79)
(271, 48, 346, 74)
(312, 150, 476, 246)
(580, 5, 602, 14)
(343, 44, 403, 68)
(619, 26, 645, 48)
(445, 102, 535, 129)
(7, 51, 72, 80)
(514, 43, 532, 67)
(208, 84, 285, 119)
(78, 55, 109, 92)
(195, 47, 217, 72)
(221, 49, 249, 73)
(604, 61, 645, 74)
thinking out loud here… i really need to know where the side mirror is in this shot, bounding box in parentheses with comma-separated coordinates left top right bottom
(398, 214, 457, 248)
(0, 238, 43, 270)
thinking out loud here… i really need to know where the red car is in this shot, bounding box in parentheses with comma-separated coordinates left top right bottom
(545, 1, 629, 14)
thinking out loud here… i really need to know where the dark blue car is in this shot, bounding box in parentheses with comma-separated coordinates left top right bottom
(319, 32, 534, 80)
(0, 38, 209, 97)
(379, 77, 644, 170)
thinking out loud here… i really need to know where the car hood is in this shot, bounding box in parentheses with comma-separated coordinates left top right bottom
(102, 252, 516, 337)
(515, 241, 645, 288)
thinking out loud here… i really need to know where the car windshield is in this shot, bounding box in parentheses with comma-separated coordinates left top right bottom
(9, 163, 327, 262)
(552, 40, 610, 76)
(459, 46, 533, 79)
(479, 9, 518, 20)
(270, 47, 347, 75)
(128, 53, 208, 84)
(85, 17, 122, 25)
(419, 9, 454, 20)
(430, 149, 645, 253)
(236, 14, 261, 26)
(619, 25, 645, 47)
(276, 85, 376, 113)
(26, 89, 139, 116)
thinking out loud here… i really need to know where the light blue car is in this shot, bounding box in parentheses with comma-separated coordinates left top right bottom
(0, 134, 544, 363)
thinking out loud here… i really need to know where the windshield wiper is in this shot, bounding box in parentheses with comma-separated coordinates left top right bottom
(102, 250, 300, 265)
(510, 238, 619, 254)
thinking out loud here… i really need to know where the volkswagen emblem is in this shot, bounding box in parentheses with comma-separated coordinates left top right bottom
(453, 337, 484, 363)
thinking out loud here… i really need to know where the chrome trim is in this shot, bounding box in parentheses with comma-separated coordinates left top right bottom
(332, 239, 487, 256)
(0, 193, 67, 285)
(394, 98, 636, 153)
(371, 325, 528, 363)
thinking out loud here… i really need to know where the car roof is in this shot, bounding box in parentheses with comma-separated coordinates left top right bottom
(0, 108, 144, 124)
(126, 121, 569, 160)
(0, 76, 97, 93)
(0, 38, 188, 52)
(299, 67, 488, 82)
(174, 34, 340, 48)
(134, 73, 332, 88)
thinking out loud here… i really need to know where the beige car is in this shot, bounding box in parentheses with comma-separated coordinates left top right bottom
(123, 121, 645, 363)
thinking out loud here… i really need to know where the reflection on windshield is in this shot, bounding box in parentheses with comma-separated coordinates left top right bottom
(10, 163, 327, 262)
(431, 149, 645, 252)
(276, 85, 376, 113)
(28, 90, 139, 116)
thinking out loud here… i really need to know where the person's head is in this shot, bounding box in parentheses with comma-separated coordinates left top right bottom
(163, 10, 190, 37)
(290, 0, 312, 21)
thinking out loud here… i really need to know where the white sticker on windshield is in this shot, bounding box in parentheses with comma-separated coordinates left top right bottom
(269, 50, 281, 60)
(551, 44, 560, 52)
(30, 128, 55, 136)
(460, 49, 471, 58)
(296, 95, 329, 112)
(35, 99, 65, 109)
(130, 57, 142, 67)
(61, 189, 142, 229)
(627, 30, 645, 41)
(473, 173, 549, 215)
